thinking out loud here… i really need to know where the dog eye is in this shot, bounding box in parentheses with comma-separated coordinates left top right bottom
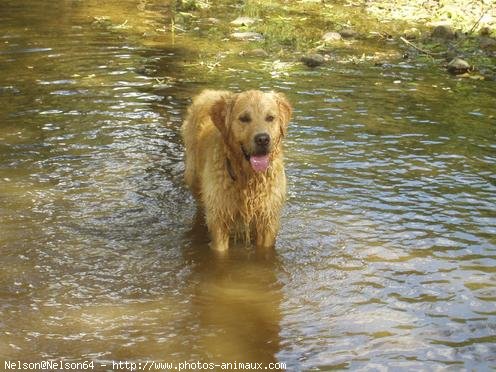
(239, 114, 251, 123)
(266, 115, 275, 122)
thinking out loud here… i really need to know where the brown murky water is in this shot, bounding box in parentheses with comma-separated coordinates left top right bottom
(1, 1, 495, 371)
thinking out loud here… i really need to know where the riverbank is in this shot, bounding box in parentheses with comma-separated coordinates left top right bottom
(170, 0, 496, 79)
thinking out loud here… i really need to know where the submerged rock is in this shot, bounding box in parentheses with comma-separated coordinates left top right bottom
(231, 32, 264, 41)
(135, 66, 156, 75)
(431, 24, 456, 40)
(231, 16, 257, 26)
(447, 58, 471, 74)
(445, 46, 460, 61)
(301, 53, 326, 67)
(322, 32, 342, 43)
(239, 48, 269, 58)
(480, 68, 496, 81)
(480, 36, 496, 51)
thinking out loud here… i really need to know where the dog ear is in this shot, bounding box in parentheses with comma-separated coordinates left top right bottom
(210, 93, 236, 140)
(275, 92, 292, 137)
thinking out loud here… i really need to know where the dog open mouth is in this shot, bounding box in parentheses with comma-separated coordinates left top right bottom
(242, 146, 270, 173)
(249, 154, 270, 172)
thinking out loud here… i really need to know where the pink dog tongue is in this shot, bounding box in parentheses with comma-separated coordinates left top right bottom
(249, 154, 270, 172)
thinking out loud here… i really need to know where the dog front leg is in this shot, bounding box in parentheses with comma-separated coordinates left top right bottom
(255, 221, 278, 250)
(205, 214, 230, 252)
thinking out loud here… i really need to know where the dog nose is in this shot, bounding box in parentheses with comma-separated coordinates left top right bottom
(254, 133, 270, 147)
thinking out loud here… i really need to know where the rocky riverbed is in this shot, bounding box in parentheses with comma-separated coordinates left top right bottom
(170, 0, 496, 79)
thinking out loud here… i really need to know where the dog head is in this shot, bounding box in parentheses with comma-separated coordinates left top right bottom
(210, 90, 292, 173)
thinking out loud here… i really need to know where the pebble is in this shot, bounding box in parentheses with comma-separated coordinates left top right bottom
(301, 54, 326, 67)
(403, 28, 421, 40)
(447, 58, 471, 74)
(431, 24, 456, 40)
(231, 17, 257, 26)
(322, 32, 342, 43)
(231, 32, 264, 41)
(339, 28, 357, 38)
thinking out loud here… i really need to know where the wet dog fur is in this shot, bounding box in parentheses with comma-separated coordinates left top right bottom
(181, 89, 292, 252)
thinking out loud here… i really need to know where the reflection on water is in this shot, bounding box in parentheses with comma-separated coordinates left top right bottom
(1, 0, 495, 370)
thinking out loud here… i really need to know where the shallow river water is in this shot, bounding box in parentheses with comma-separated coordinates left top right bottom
(1, 1, 495, 371)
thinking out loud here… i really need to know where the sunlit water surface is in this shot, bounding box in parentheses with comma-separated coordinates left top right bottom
(1, 1, 495, 370)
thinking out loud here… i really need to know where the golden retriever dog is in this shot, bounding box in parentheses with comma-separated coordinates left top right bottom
(181, 90, 292, 252)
